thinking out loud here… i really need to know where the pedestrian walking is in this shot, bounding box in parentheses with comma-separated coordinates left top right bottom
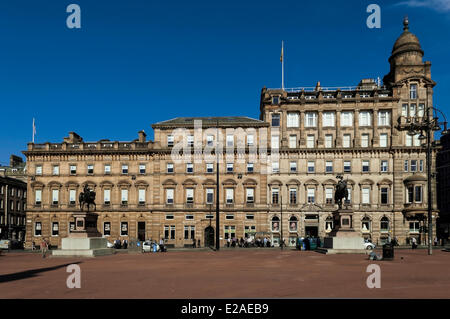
(197, 239, 200, 248)
(192, 237, 196, 248)
(304, 236, 310, 251)
(434, 237, 438, 246)
(159, 238, 165, 252)
(227, 237, 231, 247)
(31, 241, 35, 251)
(41, 238, 48, 258)
(317, 237, 321, 248)
(411, 237, 417, 249)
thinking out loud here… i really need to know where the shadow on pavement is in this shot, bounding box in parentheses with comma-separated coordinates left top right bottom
(0, 262, 82, 284)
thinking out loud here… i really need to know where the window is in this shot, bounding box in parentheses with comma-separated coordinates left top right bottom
(380, 133, 388, 147)
(290, 161, 297, 173)
(167, 163, 174, 173)
(70, 165, 77, 175)
(325, 188, 333, 204)
(289, 188, 297, 204)
(104, 164, 111, 175)
(246, 188, 254, 203)
(380, 160, 388, 172)
(378, 111, 390, 126)
(35, 222, 42, 236)
(418, 104, 425, 117)
(36, 165, 42, 175)
(419, 160, 424, 172)
(409, 104, 416, 117)
(226, 214, 234, 220)
(362, 188, 370, 204)
(166, 214, 174, 220)
(307, 161, 315, 173)
(121, 164, 128, 175)
(344, 161, 351, 173)
(206, 163, 214, 173)
(287, 112, 299, 127)
(226, 135, 234, 147)
(380, 217, 389, 232)
(325, 161, 333, 173)
(186, 163, 194, 173)
(272, 113, 280, 127)
(406, 134, 413, 146)
(224, 225, 236, 239)
(271, 135, 279, 149)
(413, 134, 421, 147)
(186, 188, 194, 204)
(164, 226, 169, 239)
(289, 135, 297, 148)
(139, 164, 146, 174)
(361, 134, 369, 147)
(272, 162, 279, 173)
(52, 189, 59, 205)
(289, 216, 298, 232)
(247, 162, 254, 173)
(341, 111, 353, 127)
(404, 160, 409, 172)
(121, 189, 128, 205)
(411, 160, 417, 172)
(244, 225, 256, 237)
(272, 188, 279, 204)
(206, 135, 214, 147)
(226, 188, 234, 204)
(343, 134, 351, 148)
(35, 189, 42, 205)
(380, 187, 389, 204)
(359, 111, 371, 126)
(410, 84, 417, 99)
(167, 135, 174, 147)
(69, 189, 76, 205)
(184, 226, 195, 239)
(325, 134, 333, 148)
(325, 217, 333, 232)
(52, 222, 59, 236)
(362, 218, 371, 232)
(409, 222, 420, 233)
(166, 189, 174, 204)
(121, 222, 128, 236)
(307, 188, 315, 203)
(415, 186, 422, 203)
(185, 215, 194, 220)
(271, 216, 280, 232)
(104, 222, 111, 236)
(104, 189, 111, 205)
(138, 189, 146, 205)
(407, 186, 414, 203)
(226, 163, 233, 173)
(206, 188, 214, 204)
(305, 112, 317, 127)
(307, 135, 315, 148)
(247, 134, 254, 146)
(187, 135, 194, 147)
(52, 165, 59, 175)
(346, 188, 352, 204)
(402, 104, 408, 117)
(322, 112, 335, 127)
(362, 160, 370, 172)
(272, 96, 279, 105)
(246, 214, 254, 220)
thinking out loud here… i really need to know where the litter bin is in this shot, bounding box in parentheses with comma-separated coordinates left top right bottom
(382, 243, 394, 260)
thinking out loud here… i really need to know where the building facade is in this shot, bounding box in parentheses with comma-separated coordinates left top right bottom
(23, 19, 439, 248)
(437, 132, 450, 243)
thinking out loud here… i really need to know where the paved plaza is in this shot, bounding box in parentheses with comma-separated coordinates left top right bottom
(0, 249, 449, 299)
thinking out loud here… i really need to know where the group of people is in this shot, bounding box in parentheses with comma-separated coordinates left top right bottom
(226, 237, 273, 248)
(295, 236, 320, 251)
(113, 239, 128, 249)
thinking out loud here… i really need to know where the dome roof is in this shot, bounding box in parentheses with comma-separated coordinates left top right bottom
(391, 17, 423, 57)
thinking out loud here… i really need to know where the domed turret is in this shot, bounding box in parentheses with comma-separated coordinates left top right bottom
(389, 16, 424, 62)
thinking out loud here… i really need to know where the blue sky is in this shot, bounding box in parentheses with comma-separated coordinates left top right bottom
(0, 0, 450, 164)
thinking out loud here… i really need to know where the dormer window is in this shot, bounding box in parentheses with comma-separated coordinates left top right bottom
(272, 96, 280, 105)
(271, 113, 280, 127)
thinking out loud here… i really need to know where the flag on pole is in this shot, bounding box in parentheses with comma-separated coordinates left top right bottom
(280, 41, 284, 63)
(32, 118, 36, 143)
(281, 41, 285, 90)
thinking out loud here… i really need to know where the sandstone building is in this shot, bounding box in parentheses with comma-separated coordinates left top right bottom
(23, 19, 439, 248)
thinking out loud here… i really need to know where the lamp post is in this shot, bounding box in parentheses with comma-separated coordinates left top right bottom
(397, 106, 448, 255)
(280, 195, 283, 250)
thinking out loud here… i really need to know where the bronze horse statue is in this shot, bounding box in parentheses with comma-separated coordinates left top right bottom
(79, 185, 96, 212)
(334, 175, 348, 209)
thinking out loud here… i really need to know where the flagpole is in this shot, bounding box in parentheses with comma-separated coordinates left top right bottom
(32, 118, 35, 143)
(281, 41, 285, 90)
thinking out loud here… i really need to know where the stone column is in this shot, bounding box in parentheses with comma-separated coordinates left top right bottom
(354, 109, 360, 147)
(317, 111, 323, 147)
(336, 110, 341, 147)
(300, 111, 305, 146)
(372, 109, 379, 147)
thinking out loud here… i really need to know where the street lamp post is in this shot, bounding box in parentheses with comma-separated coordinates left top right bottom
(397, 106, 448, 255)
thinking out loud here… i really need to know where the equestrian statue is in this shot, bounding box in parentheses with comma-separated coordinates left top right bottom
(79, 185, 96, 212)
(334, 175, 348, 209)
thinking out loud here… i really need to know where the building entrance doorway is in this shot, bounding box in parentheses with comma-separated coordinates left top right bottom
(204, 226, 214, 247)
(137, 222, 146, 241)
(305, 226, 318, 237)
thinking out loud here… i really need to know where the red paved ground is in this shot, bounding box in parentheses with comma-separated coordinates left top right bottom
(0, 249, 449, 298)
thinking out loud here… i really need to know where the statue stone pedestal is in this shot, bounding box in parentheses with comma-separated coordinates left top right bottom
(317, 208, 366, 254)
(52, 212, 114, 257)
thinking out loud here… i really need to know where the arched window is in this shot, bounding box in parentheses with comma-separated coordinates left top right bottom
(380, 217, 389, 233)
(362, 217, 371, 232)
(271, 216, 280, 232)
(325, 216, 333, 232)
(289, 216, 298, 232)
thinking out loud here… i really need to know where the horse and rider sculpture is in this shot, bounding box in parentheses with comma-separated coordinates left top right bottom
(334, 175, 349, 209)
(79, 185, 96, 212)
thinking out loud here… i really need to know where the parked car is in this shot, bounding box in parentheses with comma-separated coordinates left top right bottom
(364, 242, 376, 250)
(142, 241, 159, 252)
